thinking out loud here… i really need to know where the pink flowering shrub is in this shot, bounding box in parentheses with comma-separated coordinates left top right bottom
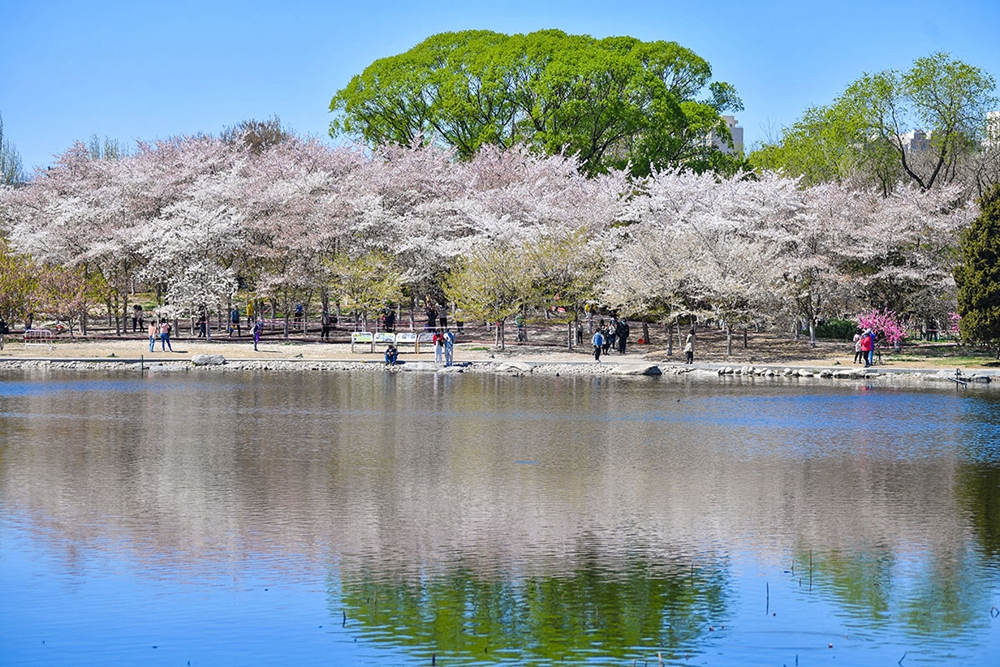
(857, 308, 908, 346)
(948, 312, 962, 342)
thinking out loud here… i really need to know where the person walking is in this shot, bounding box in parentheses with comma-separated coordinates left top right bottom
(246, 301, 255, 328)
(617, 318, 630, 354)
(437, 302, 448, 330)
(148, 320, 158, 352)
(253, 319, 263, 352)
(852, 329, 863, 364)
(229, 307, 241, 337)
(425, 302, 437, 331)
(321, 310, 332, 341)
(684, 333, 694, 364)
(0, 316, 8, 350)
(592, 328, 605, 362)
(159, 320, 173, 352)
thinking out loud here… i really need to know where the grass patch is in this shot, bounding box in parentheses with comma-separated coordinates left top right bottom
(882, 342, 1000, 368)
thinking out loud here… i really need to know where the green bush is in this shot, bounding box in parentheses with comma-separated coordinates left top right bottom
(814, 318, 857, 340)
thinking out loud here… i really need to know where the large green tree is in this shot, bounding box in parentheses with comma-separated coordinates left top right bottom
(329, 30, 743, 176)
(752, 53, 997, 195)
(954, 184, 1000, 356)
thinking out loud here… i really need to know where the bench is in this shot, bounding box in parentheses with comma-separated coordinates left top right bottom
(24, 329, 54, 350)
(350, 331, 374, 353)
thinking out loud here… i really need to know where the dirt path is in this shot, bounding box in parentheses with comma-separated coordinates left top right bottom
(0, 328, 993, 371)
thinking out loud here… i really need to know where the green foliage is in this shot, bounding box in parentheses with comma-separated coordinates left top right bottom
(330, 30, 743, 177)
(443, 243, 532, 326)
(328, 251, 403, 319)
(524, 229, 601, 316)
(955, 185, 1000, 354)
(751, 103, 882, 187)
(814, 318, 858, 340)
(751, 53, 997, 193)
(0, 238, 36, 320)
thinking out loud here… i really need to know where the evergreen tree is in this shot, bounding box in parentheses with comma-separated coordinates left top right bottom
(955, 184, 1000, 357)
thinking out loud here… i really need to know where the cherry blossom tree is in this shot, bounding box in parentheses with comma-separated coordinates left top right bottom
(0, 128, 982, 351)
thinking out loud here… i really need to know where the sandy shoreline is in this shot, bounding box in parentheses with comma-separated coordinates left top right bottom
(1, 337, 995, 388)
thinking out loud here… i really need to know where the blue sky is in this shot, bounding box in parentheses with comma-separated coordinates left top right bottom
(2, 0, 999, 172)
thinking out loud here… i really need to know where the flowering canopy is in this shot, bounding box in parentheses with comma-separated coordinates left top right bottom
(0, 135, 977, 336)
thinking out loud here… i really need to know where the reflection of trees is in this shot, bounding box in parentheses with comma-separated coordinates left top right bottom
(332, 552, 728, 664)
(959, 465, 1000, 559)
(898, 550, 982, 637)
(800, 549, 894, 625)
(802, 544, 984, 637)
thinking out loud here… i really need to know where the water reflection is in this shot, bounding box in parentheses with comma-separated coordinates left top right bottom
(335, 549, 728, 665)
(1, 369, 999, 665)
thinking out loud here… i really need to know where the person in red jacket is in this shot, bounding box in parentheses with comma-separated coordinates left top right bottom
(860, 329, 873, 367)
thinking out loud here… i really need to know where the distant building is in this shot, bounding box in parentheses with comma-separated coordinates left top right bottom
(712, 115, 744, 154)
(898, 129, 932, 152)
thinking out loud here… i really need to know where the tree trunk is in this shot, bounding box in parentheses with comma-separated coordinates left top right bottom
(743, 326, 748, 349)
(121, 293, 129, 338)
(642, 321, 650, 346)
(726, 324, 733, 357)
(666, 321, 674, 356)
(567, 320, 573, 350)
(809, 320, 816, 348)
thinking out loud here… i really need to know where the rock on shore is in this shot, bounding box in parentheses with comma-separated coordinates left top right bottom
(0, 357, 996, 389)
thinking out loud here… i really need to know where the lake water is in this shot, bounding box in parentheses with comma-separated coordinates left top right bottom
(1, 368, 999, 666)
